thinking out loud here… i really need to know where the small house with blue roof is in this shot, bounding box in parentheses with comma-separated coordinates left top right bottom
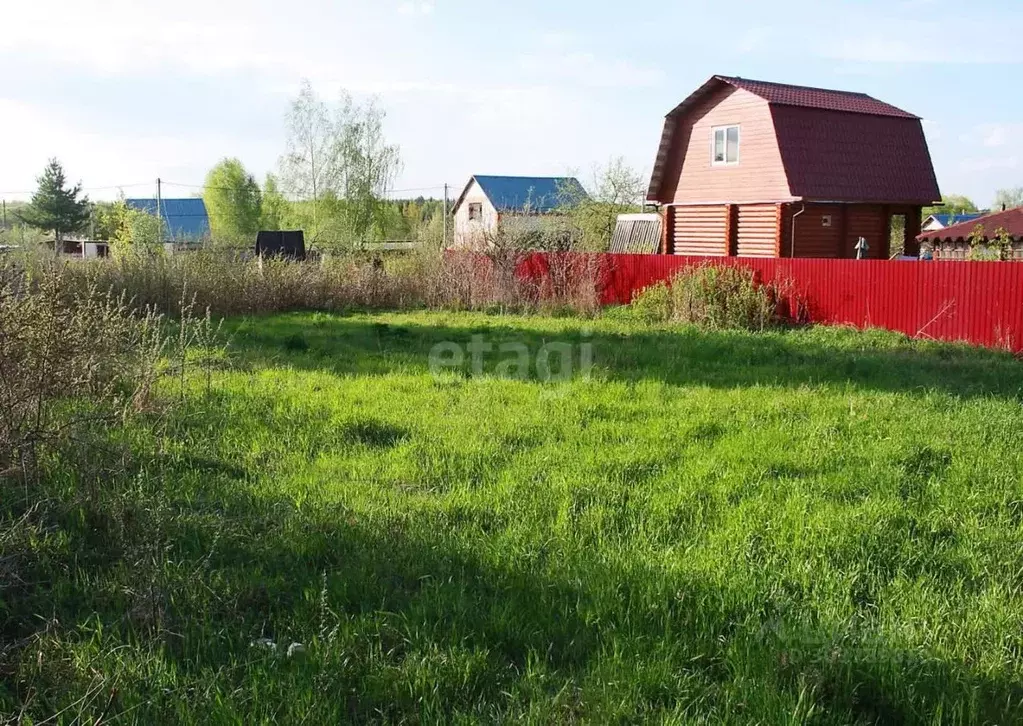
(125, 198, 211, 241)
(451, 175, 587, 248)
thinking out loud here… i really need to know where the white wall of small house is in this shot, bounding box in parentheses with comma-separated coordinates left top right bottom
(453, 180, 499, 249)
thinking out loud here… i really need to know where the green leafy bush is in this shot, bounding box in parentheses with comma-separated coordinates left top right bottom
(629, 264, 778, 330)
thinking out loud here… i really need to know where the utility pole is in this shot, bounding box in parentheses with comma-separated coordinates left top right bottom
(442, 183, 448, 246)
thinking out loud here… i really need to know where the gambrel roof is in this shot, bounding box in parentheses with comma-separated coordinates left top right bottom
(647, 76, 940, 205)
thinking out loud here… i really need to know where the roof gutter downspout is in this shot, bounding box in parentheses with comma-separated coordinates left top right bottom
(790, 202, 806, 258)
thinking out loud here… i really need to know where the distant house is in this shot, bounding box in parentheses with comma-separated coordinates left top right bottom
(126, 198, 211, 242)
(918, 207, 1023, 260)
(646, 75, 941, 258)
(921, 212, 985, 233)
(451, 175, 587, 249)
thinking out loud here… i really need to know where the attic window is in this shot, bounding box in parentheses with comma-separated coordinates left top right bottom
(712, 125, 740, 165)
(468, 203, 482, 221)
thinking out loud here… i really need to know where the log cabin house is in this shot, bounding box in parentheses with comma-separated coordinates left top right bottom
(646, 76, 941, 259)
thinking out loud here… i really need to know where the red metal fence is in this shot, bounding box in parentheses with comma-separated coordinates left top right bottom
(519, 253, 1023, 352)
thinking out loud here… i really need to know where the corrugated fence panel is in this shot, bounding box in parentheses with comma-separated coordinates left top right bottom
(610, 216, 662, 254)
(517, 253, 1023, 352)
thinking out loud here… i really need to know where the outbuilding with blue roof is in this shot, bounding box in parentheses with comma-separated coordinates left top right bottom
(125, 198, 211, 241)
(451, 175, 587, 248)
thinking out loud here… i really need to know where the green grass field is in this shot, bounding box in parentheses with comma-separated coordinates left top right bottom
(6, 310, 1023, 723)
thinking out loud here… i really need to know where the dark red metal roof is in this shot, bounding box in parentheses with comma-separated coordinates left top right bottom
(717, 76, 919, 119)
(647, 75, 939, 204)
(918, 207, 1023, 242)
(771, 106, 941, 204)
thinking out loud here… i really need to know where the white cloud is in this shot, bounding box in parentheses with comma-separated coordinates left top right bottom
(517, 48, 664, 89)
(981, 124, 1023, 149)
(951, 123, 1023, 196)
(0, 98, 277, 200)
(0, 0, 428, 81)
(960, 155, 1020, 173)
(736, 26, 773, 54)
(397, 1, 435, 16)
(817, 17, 1023, 64)
(959, 123, 1023, 149)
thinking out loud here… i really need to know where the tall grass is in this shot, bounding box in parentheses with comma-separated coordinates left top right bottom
(10, 246, 602, 319)
(0, 260, 225, 711)
(4, 309, 1023, 723)
(8, 253, 1023, 722)
(629, 264, 780, 330)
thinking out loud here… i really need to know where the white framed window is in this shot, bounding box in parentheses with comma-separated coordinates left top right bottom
(822, 215, 833, 228)
(712, 125, 740, 165)
(468, 202, 482, 221)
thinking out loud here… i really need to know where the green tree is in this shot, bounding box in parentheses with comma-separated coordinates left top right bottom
(17, 158, 91, 252)
(278, 80, 401, 249)
(561, 157, 646, 251)
(259, 174, 291, 231)
(203, 158, 262, 244)
(993, 187, 1023, 211)
(92, 200, 124, 240)
(99, 197, 164, 257)
(923, 194, 978, 219)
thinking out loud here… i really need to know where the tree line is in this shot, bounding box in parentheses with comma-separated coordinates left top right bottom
(11, 78, 1023, 254)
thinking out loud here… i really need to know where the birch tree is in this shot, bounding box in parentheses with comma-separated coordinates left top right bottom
(278, 81, 401, 248)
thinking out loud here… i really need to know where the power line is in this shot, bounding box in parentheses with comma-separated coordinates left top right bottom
(1, 179, 447, 203)
(163, 181, 446, 197)
(0, 182, 154, 196)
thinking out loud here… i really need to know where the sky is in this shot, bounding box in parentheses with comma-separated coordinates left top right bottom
(1, 0, 1021, 207)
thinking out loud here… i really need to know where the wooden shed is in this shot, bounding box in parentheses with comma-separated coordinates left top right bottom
(646, 76, 941, 259)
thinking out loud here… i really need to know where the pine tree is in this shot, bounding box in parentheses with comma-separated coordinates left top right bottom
(18, 159, 91, 252)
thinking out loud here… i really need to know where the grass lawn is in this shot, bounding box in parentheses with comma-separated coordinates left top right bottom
(6, 310, 1023, 723)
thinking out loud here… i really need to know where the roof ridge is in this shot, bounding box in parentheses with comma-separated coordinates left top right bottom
(474, 174, 577, 180)
(715, 75, 872, 99)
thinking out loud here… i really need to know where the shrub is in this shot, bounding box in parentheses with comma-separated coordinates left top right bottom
(627, 280, 672, 323)
(629, 264, 779, 330)
(9, 245, 604, 320)
(0, 265, 168, 478)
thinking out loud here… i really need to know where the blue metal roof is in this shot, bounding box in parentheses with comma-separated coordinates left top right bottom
(472, 176, 588, 213)
(126, 198, 210, 240)
(928, 212, 984, 228)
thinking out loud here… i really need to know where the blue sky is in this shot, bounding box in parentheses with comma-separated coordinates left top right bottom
(1, 0, 1021, 206)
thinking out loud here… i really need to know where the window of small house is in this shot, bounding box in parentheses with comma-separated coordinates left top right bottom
(822, 215, 833, 228)
(712, 125, 740, 165)
(468, 203, 482, 221)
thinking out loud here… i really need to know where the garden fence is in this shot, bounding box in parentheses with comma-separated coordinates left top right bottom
(517, 253, 1023, 352)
